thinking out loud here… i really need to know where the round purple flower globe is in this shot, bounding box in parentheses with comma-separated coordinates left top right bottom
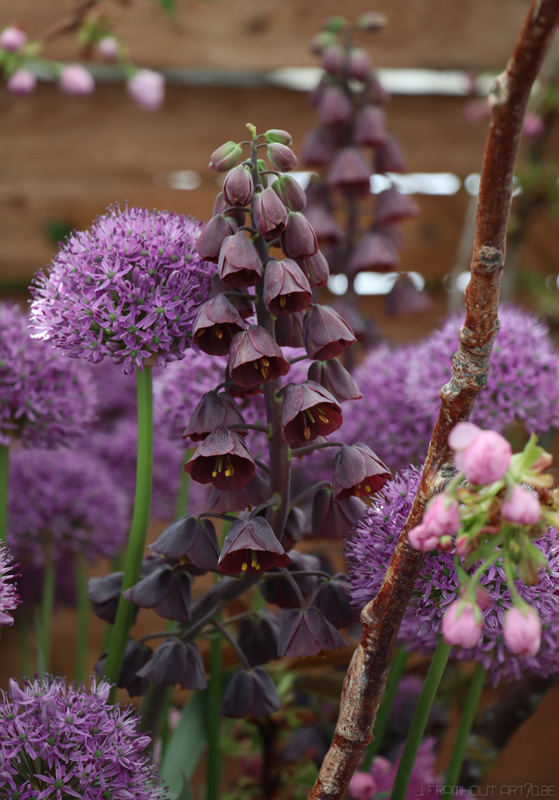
(338, 344, 433, 470)
(0, 302, 98, 447)
(0, 543, 20, 626)
(346, 465, 559, 685)
(31, 205, 215, 374)
(0, 676, 168, 798)
(7, 447, 128, 601)
(406, 305, 559, 435)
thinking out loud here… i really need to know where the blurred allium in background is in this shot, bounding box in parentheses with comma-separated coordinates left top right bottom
(0, 544, 20, 626)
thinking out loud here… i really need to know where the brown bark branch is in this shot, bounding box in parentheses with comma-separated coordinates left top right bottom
(308, 3, 559, 798)
(36, 0, 100, 43)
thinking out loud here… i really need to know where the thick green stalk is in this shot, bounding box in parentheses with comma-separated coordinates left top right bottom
(104, 366, 153, 702)
(74, 554, 90, 684)
(362, 647, 408, 769)
(206, 630, 222, 800)
(175, 450, 192, 519)
(37, 558, 56, 674)
(390, 637, 451, 800)
(444, 662, 486, 790)
(0, 443, 9, 542)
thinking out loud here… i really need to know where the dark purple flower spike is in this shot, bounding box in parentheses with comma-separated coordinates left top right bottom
(123, 564, 192, 623)
(95, 638, 153, 698)
(149, 514, 220, 571)
(229, 325, 290, 389)
(183, 390, 245, 442)
(328, 147, 372, 195)
(185, 426, 256, 490)
(303, 304, 357, 361)
(192, 294, 247, 356)
(220, 667, 281, 718)
(332, 443, 391, 500)
(218, 516, 290, 575)
(281, 380, 343, 445)
(354, 105, 388, 147)
(347, 232, 399, 275)
(137, 638, 207, 690)
(88, 571, 128, 624)
(277, 606, 347, 657)
(263, 259, 312, 315)
(218, 231, 263, 288)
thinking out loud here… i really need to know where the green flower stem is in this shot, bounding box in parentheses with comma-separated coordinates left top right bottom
(362, 647, 408, 770)
(390, 636, 451, 800)
(444, 662, 486, 790)
(206, 630, 222, 800)
(175, 449, 192, 519)
(104, 366, 153, 702)
(74, 554, 90, 684)
(37, 558, 56, 675)
(16, 613, 33, 678)
(0, 443, 9, 542)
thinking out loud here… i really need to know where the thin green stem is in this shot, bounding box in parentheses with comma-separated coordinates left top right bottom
(74, 554, 90, 684)
(206, 630, 222, 800)
(104, 366, 153, 702)
(175, 450, 192, 519)
(37, 558, 56, 675)
(16, 613, 33, 678)
(390, 636, 451, 800)
(445, 662, 486, 790)
(362, 647, 408, 769)
(0, 443, 9, 542)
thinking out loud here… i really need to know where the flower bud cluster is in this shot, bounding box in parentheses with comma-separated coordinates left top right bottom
(407, 423, 559, 656)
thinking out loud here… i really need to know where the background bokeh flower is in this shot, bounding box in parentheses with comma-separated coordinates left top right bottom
(0, 543, 20, 626)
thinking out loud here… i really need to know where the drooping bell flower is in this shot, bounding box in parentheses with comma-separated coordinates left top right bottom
(95, 637, 153, 698)
(332, 443, 391, 500)
(229, 325, 290, 389)
(281, 380, 343, 445)
(328, 147, 372, 196)
(259, 551, 321, 608)
(318, 85, 352, 126)
(223, 164, 254, 207)
(272, 175, 307, 212)
(348, 232, 399, 275)
(88, 571, 127, 624)
(281, 212, 319, 259)
(196, 214, 238, 262)
(253, 187, 289, 238)
(300, 127, 336, 167)
(376, 186, 420, 225)
(263, 259, 312, 315)
(354, 105, 388, 148)
(137, 638, 207, 690)
(375, 137, 406, 173)
(218, 231, 263, 288)
(192, 294, 247, 355)
(303, 304, 356, 360)
(185, 426, 256, 490)
(183, 390, 245, 442)
(307, 357, 362, 403)
(297, 249, 330, 287)
(220, 667, 281, 718)
(277, 606, 347, 657)
(304, 205, 344, 244)
(267, 142, 298, 172)
(209, 140, 243, 173)
(149, 514, 219, 571)
(237, 614, 281, 666)
(314, 579, 359, 629)
(348, 47, 372, 81)
(217, 516, 290, 575)
(312, 488, 367, 539)
(123, 565, 192, 623)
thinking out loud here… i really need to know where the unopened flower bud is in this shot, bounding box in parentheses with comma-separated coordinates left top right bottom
(502, 485, 541, 526)
(267, 142, 297, 172)
(348, 48, 372, 81)
(272, 174, 307, 212)
(127, 69, 165, 111)
(348, 772, 377, 800)
(253, 188, 288, 238)
(319, 86, 352, 127)
(210, 141, 243, 173)
(354, 105, 389, 148)
(98, 36, 119, 61)
(197, 214, 238, 263)
(7, 68, 36, 96)
(265, 129, 292, 146)
(303, 304, 356, 360)
(423, 494, 460, 538)
(0, 26, 27, 51)
(503, 606, 541, 655)
(441, 600, 482, 648)
(223, 164, 254, 207)
(307, 357, 361, 402)
(59, 65, 95, 96)
(408, 523, 439, 553)
(281, 212, 319, 259)
(449, 422, 512, 485)
(297, 249, 330, 287)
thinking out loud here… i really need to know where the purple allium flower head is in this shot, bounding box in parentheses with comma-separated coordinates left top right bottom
(347, 465, 559, 685)
(31, 205, 215, 374)
(154, 350, 227, 442)
(349, 738, 443, 800)
(0, 302, 98, 448)
(0, 676, 168, 798)
(7, 447, 128, 601)
(0, 544, 20, 626)
(406, 305, 559, 435)
(338, 344, 433, 470)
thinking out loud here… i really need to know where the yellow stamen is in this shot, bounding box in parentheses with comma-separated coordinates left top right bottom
(261, 357, 270, 367)
(224, 468, 231, 477)
(365, 484, 372, 493)
(279, 296, 286, 307)
(212, 470, 218, 478)
(304, 426, 311, 440)
(261, 367, 269, 380)
(318, 414, 329, 424)
(241, 562, 248, 571)
(216, 327, 223, 339)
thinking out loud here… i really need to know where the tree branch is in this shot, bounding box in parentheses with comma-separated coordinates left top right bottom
(307, 3, 559, 798)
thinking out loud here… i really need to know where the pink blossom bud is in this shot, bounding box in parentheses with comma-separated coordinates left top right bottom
(450, 424, 512, 485)
(475, 586, 491, 611)
(503, 606, 541, 655)
(522, 112, 544, 139)
(127, 69, 165, 111)
(456, 534, 472, 557)
(357, 12, 387, 32)
(0, 27, 27, 52)
(59, 65, 94, 97)
(441, 601, 482, 648)
(407, 523, 440, 553)
(97, 36, 119, 61)
(423, 495, 460, 538)
(348, 772, 377, 800)
(7, 68, 36, 96)
(502, 486, 541, 525)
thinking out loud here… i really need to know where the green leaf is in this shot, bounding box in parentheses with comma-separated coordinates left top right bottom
(153, 0, 177, 15)
(161, 691, 208, 798)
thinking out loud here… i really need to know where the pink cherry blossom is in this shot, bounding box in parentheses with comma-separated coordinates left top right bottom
(127, 69, 165, 111)
(0, 27, 27, 52)
(408, 523, 440, 553)
(348, 772, 377, 800)
(59, 65, 94, 97)
(502, 485, 541, 526)
(449, 423, 512, 485)
(423, 494, 460, 538)
(7, 69, 36, 96)
(503, 606, 541, 655)
(441, 600, 482, 648)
